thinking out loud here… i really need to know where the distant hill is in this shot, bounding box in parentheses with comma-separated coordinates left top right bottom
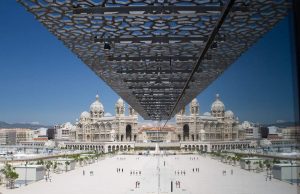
(0, 121, 52, 130)
(265, 121, 299, 128)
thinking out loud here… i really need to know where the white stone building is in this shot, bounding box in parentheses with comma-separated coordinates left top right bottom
(242, 121, 261, 140)
(175, 94, 244, 142)
(55, 122, 75, 141)
(70, 94, 139, 142)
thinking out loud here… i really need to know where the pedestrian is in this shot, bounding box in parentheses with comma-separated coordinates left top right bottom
(193, 168, 194, 172)
(231, 169, 233, 175)
(122, 168, 123, 172)
(83, 170, 85, 176)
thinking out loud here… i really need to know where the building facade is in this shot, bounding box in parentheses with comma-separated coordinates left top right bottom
(175, 94, 244, 142)
(69, 95, 139, 142)
(0, 128, 33, 145)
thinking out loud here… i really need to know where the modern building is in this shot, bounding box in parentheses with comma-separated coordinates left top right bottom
(281, 126, 300, 140)
(0, 128, 33, 145)
(15, 165, 45, 183)
(272, 163, 300, 183)
(55, 122, 75, 141)
(53, 158, 76, 172)
(242, 121, 261, 140)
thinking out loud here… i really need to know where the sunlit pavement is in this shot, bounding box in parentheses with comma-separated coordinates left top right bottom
(1, 154, 297, 194)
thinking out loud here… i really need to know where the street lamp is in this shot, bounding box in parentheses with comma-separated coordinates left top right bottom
(290, 160, 293, 185)
(25, 161, 28, 186)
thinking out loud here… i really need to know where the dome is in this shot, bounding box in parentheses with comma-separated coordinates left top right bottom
(116, 98, 124, 106)
(225, 110, 234, 119)
(191, 98, 198, 106)
(242, 121, 251, 129)
(211, 94, 225, 112)
(203, 112, 211, 116)
(80, 111, 90, 119)
(90, 94, 104, 113)
(200, 129, 205, 133)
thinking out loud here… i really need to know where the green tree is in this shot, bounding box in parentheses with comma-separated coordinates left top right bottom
(36, 159, 44, 165)
(45, 161, 52, 178)
(1, 164, 19, 189)
(65, 161, 70, 172)
(53, 162, 58, 173)
(245, 160, 251, 171)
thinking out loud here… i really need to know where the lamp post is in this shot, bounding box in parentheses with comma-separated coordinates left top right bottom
(290, 160, 293, 185)
(25, 161, 28, 186)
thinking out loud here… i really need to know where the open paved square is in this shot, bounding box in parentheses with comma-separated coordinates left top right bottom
(1, 155, 297, 194)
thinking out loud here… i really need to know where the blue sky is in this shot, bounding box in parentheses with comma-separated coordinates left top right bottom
(0, 1, 296, 125)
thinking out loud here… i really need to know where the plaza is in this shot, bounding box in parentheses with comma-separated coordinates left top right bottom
(2, 154, 297, 194)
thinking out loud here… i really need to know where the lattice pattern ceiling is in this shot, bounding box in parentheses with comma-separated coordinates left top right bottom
(18, 0, 291, 120)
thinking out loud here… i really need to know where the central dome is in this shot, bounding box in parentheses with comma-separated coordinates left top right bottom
(90, 94, 104, 113)
(211, 94, 225, 112)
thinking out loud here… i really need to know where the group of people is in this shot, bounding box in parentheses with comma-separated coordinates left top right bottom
(82, 170, 94, 176)
(190, 157, 199, 160)
(192, 168, 200, 172)
(175, 181, 181, 188)
(44, 175, 52, 182)
(116, 168, 124, 173)
(135, 181, 140, 188)
(175, 170, 186, 175)
(130, 170, 141, 176)
(222, 169, 233, 176)
(116, 157, 126, 160)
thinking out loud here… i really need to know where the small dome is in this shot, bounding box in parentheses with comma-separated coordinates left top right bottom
(225, 110, 234, 119)
(90, 94, 104, 113)
(242, 121, 251, 129)
(203, 112, 211, 116)
(116, 98, 124, 106)
(211, 94, 225, 112)
(80, 111, 90, 119)
(191, 98, 198, 105)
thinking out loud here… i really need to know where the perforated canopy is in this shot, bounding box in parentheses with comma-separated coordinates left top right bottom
(18, 0, 291, 120)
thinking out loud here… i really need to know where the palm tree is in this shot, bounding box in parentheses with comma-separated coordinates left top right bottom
(232, 157, 236, 166)
(1, 164, 19, 189)
(258, 160, 263, 171)
(36, 159, 44, 165)
(53, 162, 58, 173)
(227, 156, 232, 165)
(79, 158, 84, 166)
(65, 161, 70, 172)
(245, 160, 251, 171)
(45, 161, 52, 178)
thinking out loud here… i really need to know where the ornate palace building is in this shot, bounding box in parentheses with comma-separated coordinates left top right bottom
(70, 95, 139, 142)
(175, 94, 245, 142)
(60, 94, 253, 152)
